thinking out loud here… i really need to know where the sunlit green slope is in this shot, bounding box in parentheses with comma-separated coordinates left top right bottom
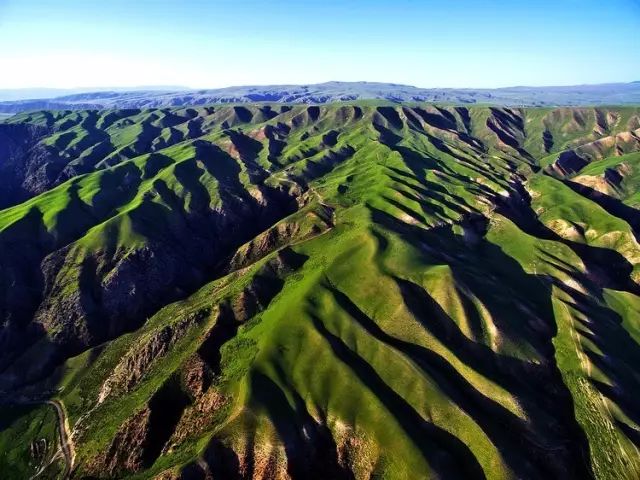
(0, 105, 639, 479)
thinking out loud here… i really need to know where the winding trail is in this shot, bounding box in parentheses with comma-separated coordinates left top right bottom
(0, 395, 74, 479)
(46, 399, 74, 479)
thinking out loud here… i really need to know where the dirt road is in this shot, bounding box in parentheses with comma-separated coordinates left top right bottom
(46, 400, 74, 479)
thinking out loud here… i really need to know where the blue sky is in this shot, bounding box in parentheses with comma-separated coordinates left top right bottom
(0, 0, 639, 89)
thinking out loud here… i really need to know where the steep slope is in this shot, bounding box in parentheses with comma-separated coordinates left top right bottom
(0, 105, 639, 480)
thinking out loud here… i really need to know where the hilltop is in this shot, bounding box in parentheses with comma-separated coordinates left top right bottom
(0, 104, 639, 479)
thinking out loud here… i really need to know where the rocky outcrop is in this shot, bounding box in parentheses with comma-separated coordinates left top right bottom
(227, 206, 333, 274)
(95, 407, 152, 476)
(181, 353, 214, 399)
(167, 387, 227, 448)
(26, 184, 299, 373)
(0, 123, 51, 208)
(98, 308, 211, 403)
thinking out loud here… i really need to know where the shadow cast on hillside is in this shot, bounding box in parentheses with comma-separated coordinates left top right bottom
(367, 204, 594, 478)
(249, 371, 355, 480)
(539, 248, 640, 449)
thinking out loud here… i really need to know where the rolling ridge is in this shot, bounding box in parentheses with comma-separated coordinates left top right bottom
(0, 104, 639, 479)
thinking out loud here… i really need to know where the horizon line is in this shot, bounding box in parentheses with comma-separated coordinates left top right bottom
(1, 79, 639, 93)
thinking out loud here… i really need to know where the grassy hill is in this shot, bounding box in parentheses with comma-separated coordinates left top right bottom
(0, 104, 639, 479)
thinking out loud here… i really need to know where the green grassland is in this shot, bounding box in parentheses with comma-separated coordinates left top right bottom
(0, 404, 63, 479)
(0, 104, 640, 479)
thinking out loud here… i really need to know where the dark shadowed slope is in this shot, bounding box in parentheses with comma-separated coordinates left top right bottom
(0, 104, 640, 479)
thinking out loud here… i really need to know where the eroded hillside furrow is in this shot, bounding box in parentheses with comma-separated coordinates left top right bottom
(1, 105, 640, 480)
(496, 178, 640, 294)
(326, 281, 590, 479)
(561, 179, 640, 242)
(81, 250, 306, 477)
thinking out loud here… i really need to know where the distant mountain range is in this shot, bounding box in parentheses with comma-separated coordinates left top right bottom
(0, 86, 188, 102)
(0, 81, 639, 113)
